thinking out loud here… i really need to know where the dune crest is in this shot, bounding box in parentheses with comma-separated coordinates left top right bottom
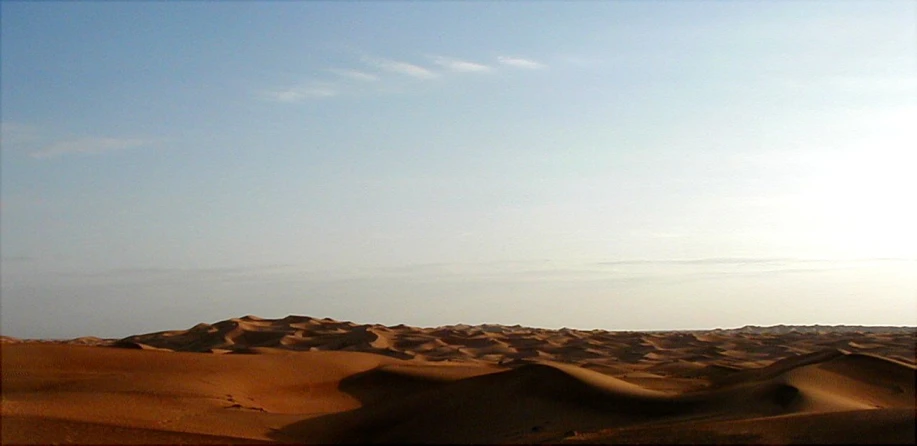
(112, 315, 917, 370)
(3, 316, 914, 444)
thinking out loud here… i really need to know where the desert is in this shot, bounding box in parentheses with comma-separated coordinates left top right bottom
(2, 316, 914, 444)
(5, 2, 916, 445)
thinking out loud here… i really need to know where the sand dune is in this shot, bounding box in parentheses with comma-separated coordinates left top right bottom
(2, 316, 914, 444)
(110, 316, 917, 369)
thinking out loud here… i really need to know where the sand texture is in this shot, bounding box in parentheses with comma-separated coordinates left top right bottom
(2, 316, 915, 444)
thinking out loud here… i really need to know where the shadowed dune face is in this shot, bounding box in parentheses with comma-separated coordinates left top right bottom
(2, 316, 915, 444)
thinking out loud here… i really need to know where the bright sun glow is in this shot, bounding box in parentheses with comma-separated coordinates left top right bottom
(794, 117, 917, 259)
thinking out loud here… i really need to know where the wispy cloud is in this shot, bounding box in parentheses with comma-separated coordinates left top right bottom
(497, 56, 546, 69)
(64, 264, 299, 285)
(281, 257, 917, 285)
(261, 82, 338, 102)
(1, 255, 32, 263)
(257, 51, 552, 103)
(0, 122, 41, 148)
(431, 56, 491, 73)
(97, 264, 295, 277)
(363, 56, 438, 79)
(327, 68, 378, 82)
(596, 257, 805, 266)
(31, 137, 150, 160)
(596, 257, 916, 266)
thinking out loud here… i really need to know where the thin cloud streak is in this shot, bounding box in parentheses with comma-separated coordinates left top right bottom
(431, 56, 491, 73)
(597, 257, 804, 266)
(258, 52, 552, 104)
(595, 257, 916, 266)
(261, 83, 338, 102)
(0, 122, 41, 148)
(497, 56, 546, 69)
(363, 56, 438, 79)
(54, 264, 301, 286)
(1, 255, 33, 263)
(328, 68, 378, 82)
(30, 137, 150, 159)
(87, 264, 296, 278)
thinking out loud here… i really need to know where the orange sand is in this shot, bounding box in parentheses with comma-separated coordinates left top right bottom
(2, 316, 914, 444)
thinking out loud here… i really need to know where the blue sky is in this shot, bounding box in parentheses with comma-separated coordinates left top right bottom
(2, 1, 915, 338)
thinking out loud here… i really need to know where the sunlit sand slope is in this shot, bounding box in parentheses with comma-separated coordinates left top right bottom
(2, 317, 914, 444)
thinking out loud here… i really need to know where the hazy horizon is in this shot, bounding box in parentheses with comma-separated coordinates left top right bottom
(2, 2, 916, 339)
(6, 313, 917, 342)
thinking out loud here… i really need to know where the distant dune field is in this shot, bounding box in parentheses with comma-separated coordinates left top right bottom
(2, 316, 914, 444)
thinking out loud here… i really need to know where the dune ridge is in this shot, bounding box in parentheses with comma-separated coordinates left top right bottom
(2, 315, 914, 444)
(112, 315, 917, 371)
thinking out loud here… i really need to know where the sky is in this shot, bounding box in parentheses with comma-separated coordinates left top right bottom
(1, 1, 916, 339)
